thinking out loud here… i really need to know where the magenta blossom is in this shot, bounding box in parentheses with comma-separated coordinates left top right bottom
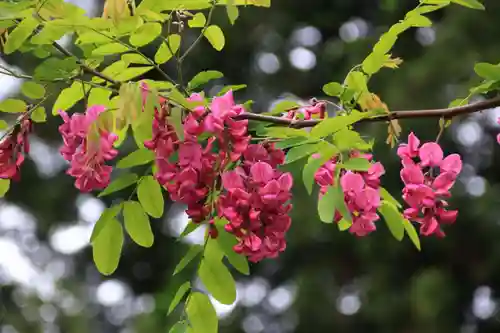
(397, 132, 462, 237)
(58, 105, 118, 192)
(0, 117, 32, 180)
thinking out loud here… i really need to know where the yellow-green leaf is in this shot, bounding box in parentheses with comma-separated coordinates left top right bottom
(378, 201, 405, 241)
(31, 106, 47, 123)
(188, 13, 206, 28)
(186, 293, 218, 333)
(52, 81, 85, 115)
(3, 16, 38, 54)
(168, 282, 191, 315)
(92, 218, 123, 275)
(90, 204, 122, 242)
(92, 43, 129, 56)
(188, 70, 224, 90)
(0, 179, 10, 197)
(123, 200, 154, 248)
(137, 175, 164, 218)
(451, 0, 485, 9)
(204, 25, 225, 51)
(117, 149, 155, 168)
(114, 66, 155, 82)
(154, 34, 181, 64)
(98, 173, 138, 197)
(403, 219, 421, 251)
(199, 255, 237, 305)
(173, 245, 203, 275)
(0, 99, 26, 113)
(21, 82, 45, 100)
(130, 22, 162, 47)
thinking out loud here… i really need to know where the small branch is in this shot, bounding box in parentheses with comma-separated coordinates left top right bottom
(234, 96, 500, 128)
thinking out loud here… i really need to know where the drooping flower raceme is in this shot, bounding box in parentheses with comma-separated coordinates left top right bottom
(58, 105, 118, 192)
(0, 117, 32, 180)
(397, 132, 462, 237)
(314, 152, 385, 236)
(219, 143, 293, 262)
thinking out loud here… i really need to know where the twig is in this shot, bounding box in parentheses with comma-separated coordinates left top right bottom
(233, 96, 500, 128)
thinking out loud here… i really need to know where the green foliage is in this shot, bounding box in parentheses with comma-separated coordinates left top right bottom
(3, 16, 38, 54)
(137, 175, 164, 218)
(318, 185, 336, 223)
(155, 34, 181, 64)
(0, 99, 26, 113)
(268, 100, 300, 115)
(186, 292, 218, 333)
(174, 245, 203, 275)
(31, 106, 47, 122)
(52, 81, 85, 115)
(378, 201, 405, 241)
(0, 179, 10, 198)
(302, 145, 338, 194)
(310, 111, 373, 138)
(21, 82, 46, 100)
(92, 217, 124, 275)
(90, 204, 122, 242)
(168, 281, 191, 315)
(214, 218, 250, 275)
(285, 142, 324, 164)
(123, 200, 154, 247)
(98, 173, 138, 197)
(340, 157, 372, 171)
(188, 70, 224, 90)
(204, 25, 225, 51)
(130, 22, 162, 47)
(117, 149, 155, 169)
(189, 13, 206, 28)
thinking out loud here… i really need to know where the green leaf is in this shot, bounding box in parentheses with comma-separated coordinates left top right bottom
(403, 219, 421, 251)
(333, 173, 352, 223)
(204, 25, 225, 51)
(168, 282, 191, 315)
(52, 81, 85, 115)
(179, 221, 202, 238)
(0, 99, 26, 113)
(186, 292, 218, 333)
(217, 84, 247, 96)
(92, 218, 123, 275)
(130, 22, 162, 47)
(137, 176, 164, 218)
(169, 322, 188, 333)
(285, 143, 323, 164)
(302, 145, 338, 194)
(155, 33, 181, 64)
(362, 52, 387, 75)
(189, 13, 206, 28)
(405, 14, 433, 27)
(122, 53, 150, 65)
(261, 126, 308, 138)
(474, 63, 500, 81)
(21, 82, 45, 99)
(378, 201, 405, 241)
(169, 107, 185, 141)
(188, 70, 224, 90)
(373, 32, 398, 55)
(34, 58, 79, 81)
(114, 66, 155, 82)
(345, 71, 368, 97)
(451, 0, 485, 9)
(340, 158, 371, 171)
(338, 218, 352, 231)
(0, 120, 7, 130)
(199, 254, 237, 305)
(90, 204, 123, 242)
(31, 20, 67, 45)
(274, 137, 311, 149)
(310, 111, 369, 138)
(31, 107, 47, 123)
(214, 219, 250, 275)
(380, 187, 402, 208)
(77, 30, 115, 45)
(323, 82, 343, 97)
(92, 43, 129, 56)
(226, 0, 239, 24)
(174, 245, 203, 275)
(117, 149, 155, 169)
(0, 179, 10, 197)
(99, 173, 138, 197)
(318, 185, 336, 223)
(269, 100, 300, 115)
(123, 200, 154, 248)
(333, 128, 373, 152)
(3, 16, 38, 54)
(88, 88, 113, 106)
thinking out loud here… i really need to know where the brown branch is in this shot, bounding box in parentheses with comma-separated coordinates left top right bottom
(233, 96, 500, 128)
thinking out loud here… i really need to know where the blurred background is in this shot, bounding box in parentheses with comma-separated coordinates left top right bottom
(1, 0, 500, 332)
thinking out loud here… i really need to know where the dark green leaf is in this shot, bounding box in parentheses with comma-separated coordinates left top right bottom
(92, 218, 123, 275)
(378, 201, 405, 241)
(117, 149, 155, 169)
(174, 245, 203, 275)
(186, 293, 218, 333)
(169, 322, 188, 333)
(123, 200, 154, 247)
(188, 70, 224, 90)
(137, 176, 164, 218)
(168, 282, 191, 315)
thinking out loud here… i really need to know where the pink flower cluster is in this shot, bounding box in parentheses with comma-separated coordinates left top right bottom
(398, 133, 462, 237)
(285, 100, 326, 121)
(218, 143, 293, 262)
(58, 106, 118, 192)
(314, 152, 385, 236)
(0, 117, 32, 180)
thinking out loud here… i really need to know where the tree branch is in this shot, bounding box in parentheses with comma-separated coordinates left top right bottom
(234, 96, 500, 128)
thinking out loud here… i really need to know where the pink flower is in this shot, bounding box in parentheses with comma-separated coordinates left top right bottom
(397, 132, 462, 237)
(0, 117, 32, 180)
(314, 152, 385, 236)
(58, 106, 118, 192)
